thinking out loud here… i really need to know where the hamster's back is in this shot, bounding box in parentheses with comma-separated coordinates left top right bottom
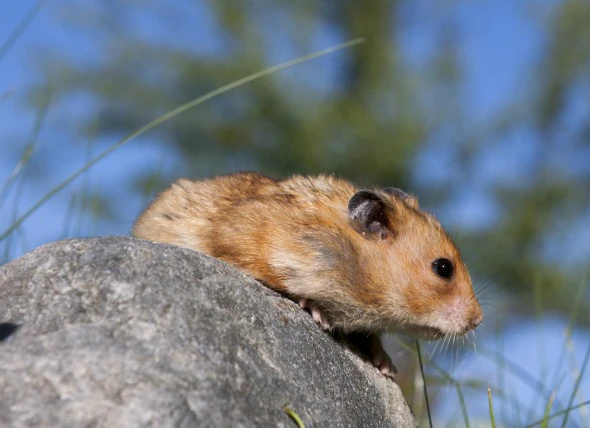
(133, 172, 357, 287)
(133, 172, 277, 248)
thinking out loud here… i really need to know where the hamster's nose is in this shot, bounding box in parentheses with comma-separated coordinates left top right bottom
(470, 312, 483, 330)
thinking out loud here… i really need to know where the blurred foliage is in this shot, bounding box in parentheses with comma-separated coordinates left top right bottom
(31, 0, 589, 320)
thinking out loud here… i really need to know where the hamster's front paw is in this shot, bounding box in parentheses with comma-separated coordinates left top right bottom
(370, 334, 397, 378)
(298, 298, 331, 331)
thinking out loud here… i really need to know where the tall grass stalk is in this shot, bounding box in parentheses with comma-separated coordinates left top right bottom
(488, 387, 496, 428)
(0, 0, 47, 64)
(396, 338, 470, 427)
(531, 275, 587, 422)
(416, 340, 433, 428)
(541, 392, 556, 428)
(1, 89, 51, 262)
(0, 87, 51, 209)
(526, 399, 590, 428)
(560, 342, 590, 427)
(0, 38, 365, 244)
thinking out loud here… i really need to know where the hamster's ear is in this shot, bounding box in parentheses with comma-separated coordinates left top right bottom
(348, 190, 390, 238)
(383, 187, 419, 209)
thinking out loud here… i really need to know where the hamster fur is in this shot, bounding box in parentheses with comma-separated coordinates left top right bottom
(133, 172, 483, 375)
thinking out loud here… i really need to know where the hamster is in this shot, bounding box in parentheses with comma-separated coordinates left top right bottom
(133, 172, 483, 376)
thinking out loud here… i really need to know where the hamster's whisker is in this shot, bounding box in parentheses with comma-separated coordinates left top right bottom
(474, 281, 493, 299)
(475, 286, 494, 298)
(432, 337, 441, 358)
(442, 334, 451, 356)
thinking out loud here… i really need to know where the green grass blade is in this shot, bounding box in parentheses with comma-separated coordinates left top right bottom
(0, 0, 48, 64)
(416, 340, 434, 428)
(560, 342, 590, 428)
(0, 38, 366, 243)
(396, 337, 470, 427)
(1, 88, 51, 263)
(541, 392, 556, 428)
(478, 345, 567, 412)
(284, 407, 305, 428)
(525, 400, 590, 428)
(535, 275, 588, 421)
(73, 126, 97, 237)
(488, 387, 496, 428)
(455, 383, 470, 428)
(527, 275, 545, 423)
(0, 87, 51, 210)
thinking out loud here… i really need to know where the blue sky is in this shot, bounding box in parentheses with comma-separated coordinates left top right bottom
(1, 0, 546, 248)
(1, 1, 588, 425)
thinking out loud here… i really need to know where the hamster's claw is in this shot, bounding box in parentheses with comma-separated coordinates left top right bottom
(370, 335, 397, 378)
(298, 298, 331, 331)
(297, 299, 395, 378)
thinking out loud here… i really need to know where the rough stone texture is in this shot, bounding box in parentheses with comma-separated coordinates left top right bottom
(0, 237, 416, 427)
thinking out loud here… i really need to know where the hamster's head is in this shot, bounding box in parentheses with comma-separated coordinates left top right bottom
(348, 188, 483, 339)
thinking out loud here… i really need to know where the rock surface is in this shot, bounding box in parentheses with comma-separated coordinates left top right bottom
(0, 237, 416, 427)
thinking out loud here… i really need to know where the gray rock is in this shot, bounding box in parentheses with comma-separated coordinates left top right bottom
(0, 237, 416, 427)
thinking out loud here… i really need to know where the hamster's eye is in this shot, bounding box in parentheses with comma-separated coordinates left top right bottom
(432, 258, 453, 279)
